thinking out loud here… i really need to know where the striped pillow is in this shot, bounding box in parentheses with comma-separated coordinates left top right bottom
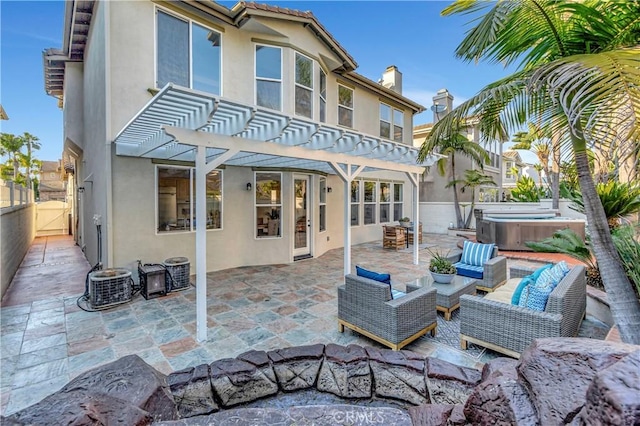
(461, 241, 495, 267)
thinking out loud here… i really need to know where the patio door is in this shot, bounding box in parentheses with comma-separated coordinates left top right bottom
(293, 175, 311, 258)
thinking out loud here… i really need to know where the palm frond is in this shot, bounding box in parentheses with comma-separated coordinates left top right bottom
(530, 48, 640, 145)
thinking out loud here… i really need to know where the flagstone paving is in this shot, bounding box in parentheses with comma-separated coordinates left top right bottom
(0, 234, 609, 416)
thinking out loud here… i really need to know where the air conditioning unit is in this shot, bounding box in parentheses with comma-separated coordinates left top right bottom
(163, 257, 190, 291)
(88, 269, 132, 309)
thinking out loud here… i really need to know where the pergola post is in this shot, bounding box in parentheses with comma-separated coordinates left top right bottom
(406, 172, 420, 265)
(195, 146, 207, 342)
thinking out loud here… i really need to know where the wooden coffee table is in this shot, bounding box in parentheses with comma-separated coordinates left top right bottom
(406, 275, 477, 320)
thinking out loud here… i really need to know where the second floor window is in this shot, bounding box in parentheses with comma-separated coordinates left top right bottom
(156, 10, 221, 94)
(380, 104, 404, 142)
(338, 84, 353, 127)
(319, 69, 327, 123)
(255, 45, 282, 110)
(295, 53, 313, 118)
(505, 161, 514, 179)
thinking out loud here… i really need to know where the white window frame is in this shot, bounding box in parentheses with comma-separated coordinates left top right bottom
(156, 166, 223, 234)
(155, 7, 222, 95)
(393, 183, 403, 221)
(338, 84, 354, 128)
(505, 161, 514, 179)
(363, 180, 377, 225)
(379, 182, 391, 224)
(319, 177, 327, 232)
(350, 180, 360, 227)
(379, 103, 392, 139)
(319, 68, 327, 123)
(294, 51, 314, 119)
(254, 44, 283, 111)
(254, 171, 282, 239)
(393, 108, 404, 142)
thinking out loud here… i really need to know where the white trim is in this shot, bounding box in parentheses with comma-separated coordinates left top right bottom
(337, 83, 354, 128)
(254, 43, 283, 111)
(155, 6, 223, 95)
(294, 51, 314, 119)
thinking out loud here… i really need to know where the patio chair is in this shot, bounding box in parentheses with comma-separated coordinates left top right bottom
(338, 274, 437, 350)
(459, 264, 586, 358)
(407, 222, 423, 245)
(382, 225, 406, 250)
(446, 240, 507, 292)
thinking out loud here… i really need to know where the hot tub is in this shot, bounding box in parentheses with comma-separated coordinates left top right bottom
(475, 209, 586, 251)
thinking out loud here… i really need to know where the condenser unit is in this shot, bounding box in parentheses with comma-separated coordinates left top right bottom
(163, 257, 190, 291)
(88, 269, 132, 309)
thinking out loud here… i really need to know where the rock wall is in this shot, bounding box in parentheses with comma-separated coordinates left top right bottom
(5, 338, 639, 426)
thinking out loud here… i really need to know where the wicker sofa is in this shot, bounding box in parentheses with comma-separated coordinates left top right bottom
(459, 264, 587, 358)
(338, 274, 437, 350)
(446, 244, 507, 292)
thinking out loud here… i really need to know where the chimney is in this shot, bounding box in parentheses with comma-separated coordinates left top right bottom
(381, 65, 402, 94)
(431, 89, 453, 123)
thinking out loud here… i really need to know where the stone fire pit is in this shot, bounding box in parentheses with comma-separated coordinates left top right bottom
(4, 339, 639, 425)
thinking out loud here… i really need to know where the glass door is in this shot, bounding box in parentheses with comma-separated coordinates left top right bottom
(293, 175, 310, 257)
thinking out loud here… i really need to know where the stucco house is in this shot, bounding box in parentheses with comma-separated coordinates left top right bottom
(38, 160, 67, 202)
(43, 1, 438, 338)
(412, 89, 503, 204)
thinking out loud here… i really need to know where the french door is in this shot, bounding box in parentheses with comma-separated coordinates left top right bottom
(293, 175, 311, 258)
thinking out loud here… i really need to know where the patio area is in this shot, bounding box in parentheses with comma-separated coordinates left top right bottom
(0, 234, 609, 417)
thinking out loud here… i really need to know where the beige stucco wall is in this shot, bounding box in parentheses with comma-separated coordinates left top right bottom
(68, 1, 423, 273)
(1, 204, 35, 299)
(63, 63, 85, 153)
(78, 0, 109, 266)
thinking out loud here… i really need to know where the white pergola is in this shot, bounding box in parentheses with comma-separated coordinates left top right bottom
(114, 84, 438, 341)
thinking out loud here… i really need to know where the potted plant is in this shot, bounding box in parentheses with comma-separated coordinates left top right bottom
(399, 217, 411, 228)
(427, 250, 457, 284)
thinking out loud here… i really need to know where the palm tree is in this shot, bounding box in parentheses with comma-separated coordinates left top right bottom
(533, 164, 544, 187)
(420, 123, 490, 228)
(0, 133, 25, 181)
(451, 169, 496, 228)
(20, 132, 41, 190)
(422, 1, 640, 344)
(511, 122, 558, 202)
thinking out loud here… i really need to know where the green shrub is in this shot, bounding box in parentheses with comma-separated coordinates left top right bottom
(612, 225, 640, 298)
(510, 176, 546, 202)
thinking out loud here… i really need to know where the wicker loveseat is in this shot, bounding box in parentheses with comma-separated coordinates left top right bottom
(459, 264, 586, 358)
(338, 274, 437, 350)
(446, 242, 507, 292)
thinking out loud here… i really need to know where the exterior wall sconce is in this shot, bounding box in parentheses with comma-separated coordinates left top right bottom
(246, 182, 252, 191)
(327, 187, 332, 193)
(78, 187, 85, 193)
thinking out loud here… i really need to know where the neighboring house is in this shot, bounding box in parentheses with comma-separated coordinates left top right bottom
(501, 150, 525, 200)
(0, 105, 7, 120)
(412, 89, 503, 203)
(43, 0, 436, 291)
(38, 160, 67, 202)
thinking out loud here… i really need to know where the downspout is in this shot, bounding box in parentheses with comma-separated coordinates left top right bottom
(104, 0, 114, 267)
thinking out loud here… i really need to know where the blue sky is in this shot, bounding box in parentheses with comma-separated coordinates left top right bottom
(1, 1, 528, 163)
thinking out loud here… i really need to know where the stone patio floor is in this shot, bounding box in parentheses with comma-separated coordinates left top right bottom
(0, 234, 609, 416)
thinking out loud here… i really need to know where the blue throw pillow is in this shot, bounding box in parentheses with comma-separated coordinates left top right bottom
(356, 265, 391, 284)
(461, 241, 495, 267)
(356, 265, 394, 299)
(511, 264, 553, 305)
(537, 261, 570, 289)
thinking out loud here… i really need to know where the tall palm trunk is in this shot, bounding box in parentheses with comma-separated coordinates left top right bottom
(551, 132, 560, 209)
(450, 155, 464, 228)
(573, 133, 640, 344)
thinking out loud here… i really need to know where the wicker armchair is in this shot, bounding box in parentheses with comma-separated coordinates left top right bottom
(459, 265, 586, 358)
(382, 225, 406, 250)
(338, 274, 437, 350)
(446, 245, 507, 292)
(407, 223, 423, 245)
